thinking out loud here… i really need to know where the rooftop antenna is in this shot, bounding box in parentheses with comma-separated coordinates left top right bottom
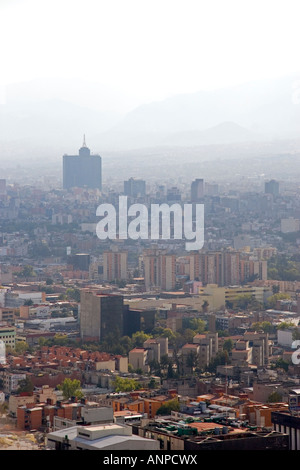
(82, 134, 87, 147)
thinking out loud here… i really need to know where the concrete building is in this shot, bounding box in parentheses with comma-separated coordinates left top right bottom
(196, 283, 270, 312)
(231, 340, 252, 366)
(17, 405, 43, 431)
(244, 331, 270, 366)
(46, 422, 160, 450)
(272, 410, 300, 450)
(193, 332, 218, 367)
(265, 179, 279, 197)
(128, 348, 149, 373)
(124, 178, 146, 198)
(277, 328, 294, 347)
(142, 337, 168, 363)
(9, 385, 58, 417)
(143, 249, 176, 291)
(191, 179, 204, 202)
(123, 307, 155, 337)
(280, 217, 300, 234)
(103, 250, 128, 282)
(189, 251, 267, 287)
(0, 326, 16, 349)
(80, 290, 124, 342)
(69, 253, 90, 271)
(2, 372, 27, 394)
(63, 137, 102, 191)
(5, 290, 45, 308)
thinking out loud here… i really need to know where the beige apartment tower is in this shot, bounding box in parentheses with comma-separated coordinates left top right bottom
(143, 249, 176, 291)
(103, 250, 128, 282)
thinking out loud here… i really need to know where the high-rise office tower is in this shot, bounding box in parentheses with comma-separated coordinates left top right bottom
(124, 178, 146, 198)
(166, 187, 181, 202)
(264, 179, 279, 197)
(0, 180, 6, 202)
(80, 290, 124, 342)
(191, 179, 204, 202)
(63, 136, 102, 190)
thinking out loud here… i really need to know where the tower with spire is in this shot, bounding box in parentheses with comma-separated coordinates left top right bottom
(79, 134, 91, 157)
(63, 136, 102, 191)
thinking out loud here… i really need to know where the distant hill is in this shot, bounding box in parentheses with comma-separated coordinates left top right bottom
(0, 74, 300, 159)
(160, 121, 262, 146)
(95, 74, 300, 149)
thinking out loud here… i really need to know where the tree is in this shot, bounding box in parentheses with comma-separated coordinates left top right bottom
(182, 328, 196, 344)
(268, 255, 300, 281)
(272, 284, 280, 294)
(15, 341, 29, 355)
(185, 350, 198, 375)
(267, 293, 291, 309)
(153, 327, 177, 344)
(225, 300, 233, 309)
(119, 336, 133, 355)
(148, 377, 157, 389)
(182, 318, 206, 334)
(273, 358, 289, 372)
(235, 294, 261, 310)
(57, 378, 83, 400)
(292, 329, 300, 340)
(53, 334, 69, 346)
(251, 321, 275, 334)
(58, 294, 68, 301)
(17, 376, 34, 394)
(18, 265, 36, 280)
(276, 322, 295, 331)
(267, 391, 282, 403)
(188, 318, 206, 334)
(131, 331, 152, 348)
(112, 376, 141, 392)
(156, 399, 180, 415)
(116, 279, 127, 288)
(206, 350, 229, 373)
(167, 361, 176, 379)
(148, 359, 161, 376)
(66, 288, 81, 302)
(223, 338, 234, 353)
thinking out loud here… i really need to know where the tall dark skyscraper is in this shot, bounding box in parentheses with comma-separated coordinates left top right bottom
(191, 178, 204, 202)
(264, 179, 279, 197)
(63, 137, 102, 190)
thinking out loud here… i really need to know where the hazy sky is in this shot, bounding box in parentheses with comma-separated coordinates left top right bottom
(1, 0, 300, 109)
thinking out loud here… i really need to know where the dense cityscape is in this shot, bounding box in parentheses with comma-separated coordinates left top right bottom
(0, 136, 300, 452)
(1, 0, 300, 459)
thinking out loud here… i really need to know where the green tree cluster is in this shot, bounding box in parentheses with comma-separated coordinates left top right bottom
(156, 399, 180, 415)
(112, 376, 141, 392)
(57, 378, 83, 400)
(268, 255, 300, 281)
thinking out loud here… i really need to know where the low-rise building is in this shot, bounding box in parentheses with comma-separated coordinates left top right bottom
(46, 422, 160, 450)
(0, 326, 16, 349)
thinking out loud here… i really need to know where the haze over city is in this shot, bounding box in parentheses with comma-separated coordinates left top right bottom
(0, 0, 300, 165)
